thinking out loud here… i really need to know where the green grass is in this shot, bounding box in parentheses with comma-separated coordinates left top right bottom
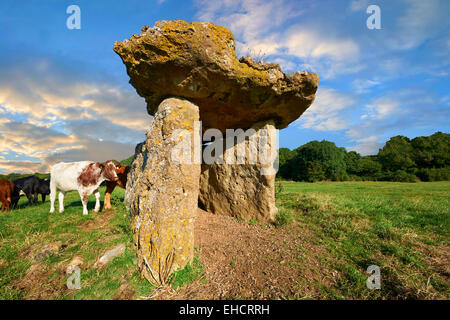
(170, 256, 204, 290)
(275, 180, 450, 299)
(1, 180, 448, 299)
(0, 187, 198, 300)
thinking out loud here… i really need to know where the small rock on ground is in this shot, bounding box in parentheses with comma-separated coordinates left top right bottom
(34, 241, 63, 261)
(94, 244, 125, 268)
(66, 256, 83, 272)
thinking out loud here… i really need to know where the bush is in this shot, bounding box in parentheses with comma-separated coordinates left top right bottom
(416, 167, 450, 181)
(391, 170, 417, 182)
(288, 140, 347, 182)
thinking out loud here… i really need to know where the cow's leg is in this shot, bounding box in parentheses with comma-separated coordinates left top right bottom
(33, 189, 38, 205)
(79, 191, 89, 215)
(6, 190, 11, 212)
(58, 191, 66, 213)
(26, 193, 33, 207)
(104, 182, 116, 210)
(11, 197, 18, 209)
(93, 189, 101, 213)
(42, 194, 46, 203)
(49, 180, 57, 213)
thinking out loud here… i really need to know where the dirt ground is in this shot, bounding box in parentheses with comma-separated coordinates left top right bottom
(10, 208, 337, 300)
(153, 209, 337, 300)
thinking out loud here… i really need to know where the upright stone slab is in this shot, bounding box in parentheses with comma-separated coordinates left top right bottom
(199, 122, 278, 223)
(125, 97, 200, 285)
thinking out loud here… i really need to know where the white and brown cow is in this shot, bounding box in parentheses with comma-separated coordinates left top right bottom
(49, 161, 118, 215)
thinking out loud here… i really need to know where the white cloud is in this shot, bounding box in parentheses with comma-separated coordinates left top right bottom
(0, 58, 150, 130)
(0, 57, 149, 173)
(195, 0, 361, 78)
(196, 0, 304, 42)
(363, 98, 400, 120)
(284, 28, 359, 62)
(389, 0, 446, 50)
(270, 57, 297, 72)
(0, 118, 136, 173)
(349, 0, 371, 12)
(297, 88, 356, 131)
(347, 141, 384, 156)
(357, 135, 378, 143)
(348, 135, 384, 155)
(352, 79, 381, 94)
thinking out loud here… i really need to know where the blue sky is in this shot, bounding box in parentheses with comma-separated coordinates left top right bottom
(0, 0, 449, 173)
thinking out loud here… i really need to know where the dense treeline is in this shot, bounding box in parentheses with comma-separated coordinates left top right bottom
(278, 131, 450, 182)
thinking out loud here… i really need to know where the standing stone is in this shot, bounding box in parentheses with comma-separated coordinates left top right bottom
(115, 20, 319, 226)
(199, 122, 278, 223)
(125, 97, 200, 285)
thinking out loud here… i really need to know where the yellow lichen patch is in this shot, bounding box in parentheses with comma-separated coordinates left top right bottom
(127, 97, 199, 286)
(114, 20, 318, 132)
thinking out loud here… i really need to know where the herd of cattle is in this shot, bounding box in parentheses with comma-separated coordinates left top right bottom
(0, 160, 129, 215)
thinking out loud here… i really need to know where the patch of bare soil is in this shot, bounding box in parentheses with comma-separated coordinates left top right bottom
(11, 257, 70, 300)
(154, 209, 338, 300)
(79, 209, 115, 231)
(114, 282, 136, 300)
(11, 210, 116, 299)
(416, 242, 450, 278)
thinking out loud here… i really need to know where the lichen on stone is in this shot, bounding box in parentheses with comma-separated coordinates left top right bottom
(114, 20, 319, 133)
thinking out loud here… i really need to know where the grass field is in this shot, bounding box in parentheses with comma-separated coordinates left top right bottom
(276, 181, 449, 299)
(0, 181, 448, 299)
(0, 187, 201, 300)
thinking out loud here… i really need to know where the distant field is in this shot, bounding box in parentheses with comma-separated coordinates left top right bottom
(0, 181, 448, 299)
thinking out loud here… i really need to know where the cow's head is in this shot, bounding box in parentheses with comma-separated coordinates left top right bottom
(100, 160, 119, 182)
(39, 179, 51, 195)
(115, 163, 129, 175)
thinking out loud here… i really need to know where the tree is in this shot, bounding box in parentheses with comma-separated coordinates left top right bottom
(378, 136, 415, 172)
(345, 151, 362, 175)
(275, 131, 449, 182)
(278, 147, 295, 179)
(411, 132, 450, 168)
(288, 140, 347, 182)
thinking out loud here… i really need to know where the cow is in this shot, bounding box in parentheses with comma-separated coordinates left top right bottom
(49, 160, 118, 215)
(11, 176, 50, 208)
(0, 179, 14, 213)
(103, 163, 130, 210)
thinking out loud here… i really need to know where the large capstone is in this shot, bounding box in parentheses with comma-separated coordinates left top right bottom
(199, 122, 278, 223)
(113, 20, 319, 133)
(125, 97, 201, 285)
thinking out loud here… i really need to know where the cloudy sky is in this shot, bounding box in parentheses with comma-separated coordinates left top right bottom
(0, 0, 449, 173)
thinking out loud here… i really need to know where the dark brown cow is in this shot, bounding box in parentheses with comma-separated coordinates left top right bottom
(0, 179, 15, 212)
(104, 163, 130, 210)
